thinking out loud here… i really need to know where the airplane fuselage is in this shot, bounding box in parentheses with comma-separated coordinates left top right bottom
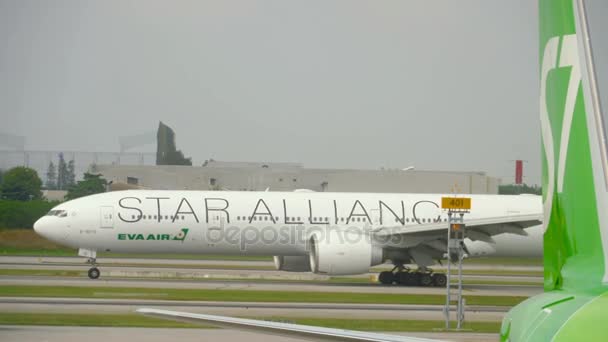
(34, 190, 542, 258)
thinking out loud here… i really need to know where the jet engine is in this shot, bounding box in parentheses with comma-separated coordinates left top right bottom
(308, 229, 384, 275)
(463, 239, 497, 257)
(273, 255, 311, 272)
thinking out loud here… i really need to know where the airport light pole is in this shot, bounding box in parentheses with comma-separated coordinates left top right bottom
(441, 197, 470, 330)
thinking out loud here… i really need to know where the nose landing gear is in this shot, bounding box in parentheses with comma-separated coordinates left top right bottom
(79, 248, 100, 280)
(87, 266, 100, 279)
(85, 256, 100, 280)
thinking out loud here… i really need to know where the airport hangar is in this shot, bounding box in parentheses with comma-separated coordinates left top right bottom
(94, 159, 500, 194)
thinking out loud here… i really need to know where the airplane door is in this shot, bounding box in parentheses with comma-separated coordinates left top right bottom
(100, 206, 114, 228)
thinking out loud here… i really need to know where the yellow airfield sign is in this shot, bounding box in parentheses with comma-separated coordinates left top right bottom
(441, 197, 471, 210)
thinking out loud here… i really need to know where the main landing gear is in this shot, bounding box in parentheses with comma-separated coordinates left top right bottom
(378, 266, 446, 287)
(86, 257, 101, 280)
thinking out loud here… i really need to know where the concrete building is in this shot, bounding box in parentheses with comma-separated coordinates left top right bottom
(0, 149, 155, 184)
(95, 160, 500, 194)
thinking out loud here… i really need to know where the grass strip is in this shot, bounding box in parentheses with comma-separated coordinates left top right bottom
(457, 269, 542, 277)
(0, 312, 208, 328)
(0, 285, 527, 306)
(268, 317, 501, 333)
(0, 247, 271, 261)
(0, 269, 84, 277)
(462, 257, 541, 266)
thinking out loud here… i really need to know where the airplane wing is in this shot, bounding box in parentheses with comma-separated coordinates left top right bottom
(136, 308, 444, 342)
(375, 213, 541, 240)
(372, 213, 542, 263)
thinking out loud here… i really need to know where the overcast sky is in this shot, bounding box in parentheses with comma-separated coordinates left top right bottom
(0, 0, 539, 184)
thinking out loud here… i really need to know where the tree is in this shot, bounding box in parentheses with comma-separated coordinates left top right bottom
(89, 163, 99, 173)
(45, 161, 57, 190)
(66, 159, 76, 188)
(57, 153, 68, 190)
(0, 167, 43, 201)
(156, 121, 192, 165)
(65, 173, 107, 200)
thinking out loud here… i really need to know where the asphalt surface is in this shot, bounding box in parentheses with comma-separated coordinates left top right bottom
(0, 275, 541, 297)
(0, 256, 532, 341)
(0, 297, 508, 321)
(0, 326, 499, 342)
(0, 256, 543, 297)
(0, 256, 543, 271)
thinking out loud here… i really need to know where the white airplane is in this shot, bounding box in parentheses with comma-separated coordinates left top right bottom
(34, 190, 541, 285)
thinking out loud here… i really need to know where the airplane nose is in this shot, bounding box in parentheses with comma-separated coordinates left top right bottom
(33, 216, 57, 240)
(33, 217, 46, 236)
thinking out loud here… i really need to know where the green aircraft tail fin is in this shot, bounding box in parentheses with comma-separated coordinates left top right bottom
(540, 0, 608, 291)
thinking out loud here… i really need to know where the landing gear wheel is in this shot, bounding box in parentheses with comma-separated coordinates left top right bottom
(432, 273, 447, 287)
(409, 272, 421, 286)
(420, 273, 433, 287)
(88, 267, 100, 279)
(397, 272, 420, 286)
(378, 271, 394, 285)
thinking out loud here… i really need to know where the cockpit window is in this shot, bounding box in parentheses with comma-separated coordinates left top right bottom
(46, 210, 67, 217)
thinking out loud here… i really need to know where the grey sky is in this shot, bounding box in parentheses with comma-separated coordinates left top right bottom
(0, 1, 539, 184)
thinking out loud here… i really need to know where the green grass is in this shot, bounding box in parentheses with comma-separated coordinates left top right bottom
(0, 245, 272, 261)
(0, 312, 207, 328)
(271, 317, 501, 333)
(0, 229, 271, 261)
(457, 269, 542, 277)
(0, 285, 528, 306)
(462, 257, 541, 266)
(0, 269, 84, 277)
